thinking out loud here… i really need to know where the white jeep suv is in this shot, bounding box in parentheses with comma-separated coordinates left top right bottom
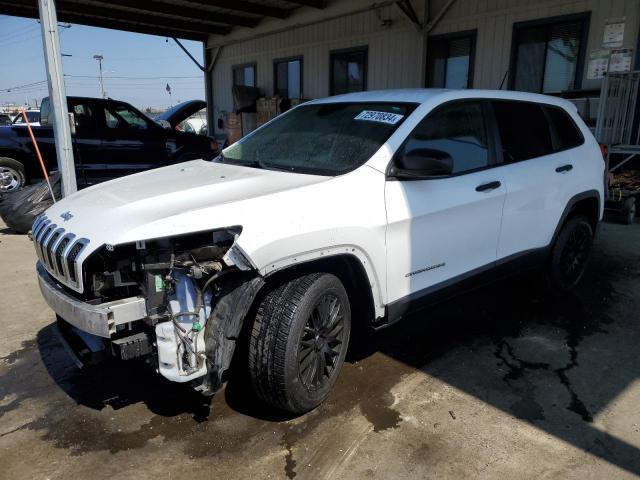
(33, 89, 604, 413)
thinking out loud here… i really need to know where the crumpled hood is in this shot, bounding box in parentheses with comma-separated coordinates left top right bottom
(43, 160, 329, 246)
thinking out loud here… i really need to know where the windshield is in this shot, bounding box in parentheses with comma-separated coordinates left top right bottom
(105, 104, 153, 130)
(221, 102, 416, 175)
(13, 111, 40, 124)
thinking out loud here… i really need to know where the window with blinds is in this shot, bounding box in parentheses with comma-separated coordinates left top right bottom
(233, 63, 256, 87)
(426, 31, 476, 89)
(511, 14, 589, 94)
(330, 47, 368, 95)
(274, 57, 302, 98)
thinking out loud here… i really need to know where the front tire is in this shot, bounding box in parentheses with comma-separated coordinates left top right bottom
(0, 157, 26, 192)
(249, 273, 351, 413)
(548, 215, 593, 292)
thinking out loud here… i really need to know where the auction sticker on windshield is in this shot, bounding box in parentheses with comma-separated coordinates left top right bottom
(354, 110, 404, 125)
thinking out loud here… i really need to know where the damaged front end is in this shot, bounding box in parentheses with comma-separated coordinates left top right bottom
(39, 227, 264, 395)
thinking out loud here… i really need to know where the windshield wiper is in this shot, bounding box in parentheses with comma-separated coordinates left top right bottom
(218, 154, 297, 173)
(219, 156, 264, 169)
(260, 162, 298, 173)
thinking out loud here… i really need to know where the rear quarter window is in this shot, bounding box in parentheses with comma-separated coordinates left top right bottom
(492, 100, 553, 162)
(545, 105, 584, 151)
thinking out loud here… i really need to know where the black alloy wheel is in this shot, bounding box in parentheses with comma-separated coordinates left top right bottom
(297, 293, 346, 390)
(549, 215, 593, 291)
(558, 222, 592, 285)
(249, 273, 351, 413)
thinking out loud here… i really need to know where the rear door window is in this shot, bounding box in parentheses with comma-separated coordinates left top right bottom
(400, 100, 490, 174)
(492, 100, 553, 162)
(72, 103, 98, 131)
(545, 105, 584, 151)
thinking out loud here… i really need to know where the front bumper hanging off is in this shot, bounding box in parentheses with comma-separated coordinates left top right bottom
(37, 262, 147, 338)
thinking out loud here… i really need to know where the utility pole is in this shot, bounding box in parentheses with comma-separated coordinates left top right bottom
(93, 54, 104, 98)
(37, 0, 77, 196)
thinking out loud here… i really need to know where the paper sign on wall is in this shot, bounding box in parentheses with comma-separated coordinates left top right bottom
(609, 48, 634, 73)
(587, 50, 610, 79)
(603, 17, 625, 48)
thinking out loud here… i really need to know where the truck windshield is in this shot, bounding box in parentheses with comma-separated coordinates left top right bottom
(221, 102, 417, 176)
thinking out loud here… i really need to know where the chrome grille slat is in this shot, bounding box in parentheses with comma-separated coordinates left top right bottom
(54, 235, 73, 277)
(35, 220, 51, 242)
(45, 229, 63, 271)
(39, 224, 57, 269)
(33, 219, 52, 262)
(32, 216, 46, 234)
(32, 216, 89, 291)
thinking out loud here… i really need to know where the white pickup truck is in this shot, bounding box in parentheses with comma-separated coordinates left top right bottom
(33, 89, 604, 413)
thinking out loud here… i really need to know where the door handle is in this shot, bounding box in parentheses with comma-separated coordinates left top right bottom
(475, 181, 501, 192)
(555, 164, 573, 173)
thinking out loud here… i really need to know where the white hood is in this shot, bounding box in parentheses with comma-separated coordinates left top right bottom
(44, 160, 328, 246)
(39, 159, 388, 310)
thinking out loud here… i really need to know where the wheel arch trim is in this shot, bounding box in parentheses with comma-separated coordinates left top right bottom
(260, 245, 386, 319)
(551, 189, 601, 246)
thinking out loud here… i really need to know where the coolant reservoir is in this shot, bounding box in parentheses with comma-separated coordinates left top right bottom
(156, 271, 212, 382)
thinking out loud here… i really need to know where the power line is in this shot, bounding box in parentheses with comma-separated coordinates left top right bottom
(1, 73, 203, 92)
(65, 74, 202, 79)
(0, 80, 47, 93)
(0, 23, 40, 42)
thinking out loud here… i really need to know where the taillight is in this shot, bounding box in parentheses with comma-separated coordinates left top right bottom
(599, 143, 608, 159)
(600, 143, 610, 194)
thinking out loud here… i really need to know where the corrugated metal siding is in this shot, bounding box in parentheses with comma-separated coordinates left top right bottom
(208, 0, 640, 129)
(210, 4, 423, 118)
(427, 0, 640, 90)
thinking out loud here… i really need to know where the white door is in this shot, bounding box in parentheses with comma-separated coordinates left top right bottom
(491, 101, 583, 260)
(385, 100, 506, 306)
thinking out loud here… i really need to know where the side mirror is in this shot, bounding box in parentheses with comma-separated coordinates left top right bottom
(157, 119, 172, 129)
(68, 112, 76, 136)
(392, 148, 453, 178)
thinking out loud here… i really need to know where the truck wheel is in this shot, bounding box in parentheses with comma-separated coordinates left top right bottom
(249, 273, 351, 413)
(622, 197, 636, 225)
(0, 157, 26, 192)
(548, 215, 593, 292)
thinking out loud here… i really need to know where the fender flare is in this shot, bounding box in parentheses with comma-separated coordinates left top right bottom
(550, 189, 601, 246)
(260, 245, 386, 319)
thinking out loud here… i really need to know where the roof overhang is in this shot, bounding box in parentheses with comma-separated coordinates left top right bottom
(0, 0, 326, 42)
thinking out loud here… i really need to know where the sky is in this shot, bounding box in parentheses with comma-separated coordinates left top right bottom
(0, 14, 205, 110)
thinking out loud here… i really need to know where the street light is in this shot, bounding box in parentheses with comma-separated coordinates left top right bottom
(93, 54, 104, 99)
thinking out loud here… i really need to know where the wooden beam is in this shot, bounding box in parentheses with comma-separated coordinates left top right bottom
(0, 3, 211, 40)
(180, 0, 290, 19)
(395, 0, 422, 32)
(425, 0, 456, 32)
(65, 0, 261, 28)
(54, 1, 231, 35)
(284, 0, 326, 8)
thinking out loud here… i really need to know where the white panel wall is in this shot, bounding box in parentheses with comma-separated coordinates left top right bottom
(427, 0, 640, 90)
(209, 2, 424, 126)
(207, 0, 640, 131)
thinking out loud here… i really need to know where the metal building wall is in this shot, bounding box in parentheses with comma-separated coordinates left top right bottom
(427, 0, 640, 90)
(207, 0, 640, 128)
(209, 2, 425, 121)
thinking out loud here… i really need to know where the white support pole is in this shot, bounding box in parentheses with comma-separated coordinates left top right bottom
(38, 0, 77, 196)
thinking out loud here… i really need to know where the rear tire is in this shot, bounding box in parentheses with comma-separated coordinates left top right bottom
(548, 215, 593, 292)
(0, 157, 26, 192)
(622, 197, 636, 225)
(249, 273, 351, 413)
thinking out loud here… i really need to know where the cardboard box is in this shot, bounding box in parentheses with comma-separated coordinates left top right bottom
(256, 97, 280, 127)
(225, 112, 242, 128)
